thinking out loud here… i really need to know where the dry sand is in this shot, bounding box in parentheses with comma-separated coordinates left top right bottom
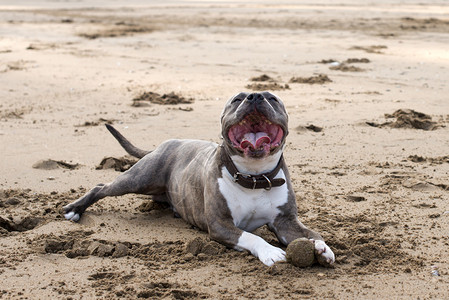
(1, 0, 449, 298)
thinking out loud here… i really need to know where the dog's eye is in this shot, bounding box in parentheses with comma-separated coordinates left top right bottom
(269, 97, 278, 102)
(232, 97, 243, 103)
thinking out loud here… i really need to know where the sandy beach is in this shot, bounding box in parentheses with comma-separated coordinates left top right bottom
(1, 0, 448, 298)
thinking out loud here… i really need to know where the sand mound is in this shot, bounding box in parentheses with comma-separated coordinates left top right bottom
(249, 74, 276, 82)
(367, 109, 441, 130)
(96, 156, 138, 172)
(32, 159, 79, 170)
(132, 91, 193, 106)
(289, 74, 332, 84)
(246, 75, 290, 90)
(330, 64, 364, 72)
(78, 23, 155, 39)
(246, 82, 290, 91)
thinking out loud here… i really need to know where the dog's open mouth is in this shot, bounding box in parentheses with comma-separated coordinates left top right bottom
(228, 112, 284, 157)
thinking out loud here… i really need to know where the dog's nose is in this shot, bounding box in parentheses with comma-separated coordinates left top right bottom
(246, 93, 264, 103)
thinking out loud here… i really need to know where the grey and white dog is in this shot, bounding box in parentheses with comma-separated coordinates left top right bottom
(63, 92, 335, 267)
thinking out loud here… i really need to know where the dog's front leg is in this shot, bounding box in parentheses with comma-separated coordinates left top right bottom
(236, 231, 286, 266)
(207, 217, 285, 266)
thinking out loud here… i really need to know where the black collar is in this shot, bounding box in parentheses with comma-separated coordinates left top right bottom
(220, 148, 286, 190)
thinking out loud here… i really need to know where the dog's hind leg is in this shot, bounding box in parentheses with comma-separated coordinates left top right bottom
(63, 159, 166, 222)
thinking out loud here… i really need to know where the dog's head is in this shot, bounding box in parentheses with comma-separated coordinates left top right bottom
(221, 92, 288, 159)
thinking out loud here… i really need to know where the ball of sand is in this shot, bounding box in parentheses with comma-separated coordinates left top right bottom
(286, 238, 315, 268)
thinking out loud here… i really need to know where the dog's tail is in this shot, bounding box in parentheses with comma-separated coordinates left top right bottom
(105, 124, 150, 159)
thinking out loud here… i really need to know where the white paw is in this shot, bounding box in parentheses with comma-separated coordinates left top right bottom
(236, 232, 286, 266)
(312, 239, 335, 265)
(64, 211, 80, 222)
(257, 244, 286, 266)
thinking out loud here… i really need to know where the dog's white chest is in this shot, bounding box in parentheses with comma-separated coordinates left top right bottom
(218, 167, 289, 232)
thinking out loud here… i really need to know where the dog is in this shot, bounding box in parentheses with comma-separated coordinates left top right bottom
(63, 91, 335, 267)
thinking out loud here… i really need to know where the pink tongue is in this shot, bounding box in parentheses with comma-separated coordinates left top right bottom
(240, 132, 271, 149)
